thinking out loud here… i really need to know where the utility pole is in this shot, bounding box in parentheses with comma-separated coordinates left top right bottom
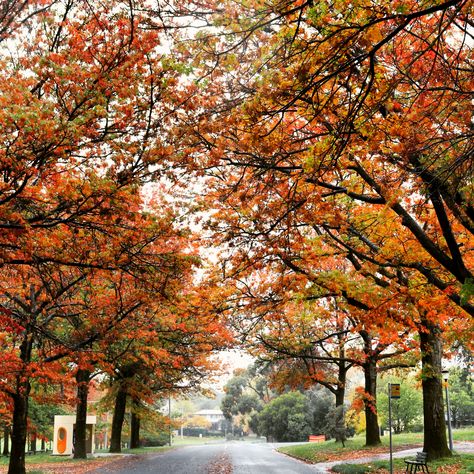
(168, 396, 172, 446)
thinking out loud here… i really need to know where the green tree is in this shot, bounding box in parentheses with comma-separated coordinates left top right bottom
(221, 365, 269, 427)
(448, 368, 474, 428)
(28, 401, 69, 451)
(256, 391, 312, 442)
(377, 377, 423, 433)
(324, 406, 355, 447)
(221, 372, 251, 420)
(306, 386, 335, 435)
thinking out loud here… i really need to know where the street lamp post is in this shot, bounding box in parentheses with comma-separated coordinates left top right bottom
(442, 370, 454, 452)
(168, 396, 172, 446)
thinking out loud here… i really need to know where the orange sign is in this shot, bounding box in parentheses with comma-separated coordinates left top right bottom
(57, 427, 67, 454)
(390, 384, 401, 399)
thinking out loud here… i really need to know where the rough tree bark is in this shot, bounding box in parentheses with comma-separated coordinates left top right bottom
(73, 368, 91, 459)
(130, 410, 141, 449)
(419, 318, 451, 460)
(8, 325, 34, 474)
(335, 354, 347, 407)
(109, 384, 128, 453)
(9, 388, 30, 474)
(361, 331, 381, 446)
(2, 425, 9, 456)
(30, 433, 37, 453)
(363, 357, 381, 446)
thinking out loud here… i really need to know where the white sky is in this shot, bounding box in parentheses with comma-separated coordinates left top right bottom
(208, 349, 254, 391)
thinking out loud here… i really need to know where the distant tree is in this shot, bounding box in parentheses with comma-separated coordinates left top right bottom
(221, 372, 250, 420)
(221, 364, 269, 432)
(256, 391, 312, 442)
(306, 387, 335, 435)
(28, 400, 69, 450)
(448, 368, 474, 428)
(325, 406, 355, 447)
(185, 415, 212, 430)
(377, 376, 423, 433)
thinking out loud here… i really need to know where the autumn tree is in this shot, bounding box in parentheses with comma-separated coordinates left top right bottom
(248, 290, 421, 446)
(0, 264, 85, 471)
(177, 0, 473, 459)
(0, 0, 218, 471)
(96, 271, 231, 453)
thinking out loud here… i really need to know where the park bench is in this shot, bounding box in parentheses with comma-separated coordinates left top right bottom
(405, 452, 429, 474)
(308, 434, 325, 443)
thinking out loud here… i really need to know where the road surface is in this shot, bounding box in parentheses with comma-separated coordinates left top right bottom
(90, 441, 474, 474)
(90, 441, 324, 474)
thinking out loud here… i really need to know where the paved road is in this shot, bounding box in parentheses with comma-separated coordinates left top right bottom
(90, 442, 324, 474)
(229, 442, 323, 473)
(91, 441, 474, 474)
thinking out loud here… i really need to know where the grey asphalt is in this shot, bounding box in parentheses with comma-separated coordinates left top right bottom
(229, 442, 324, 473)
(90, 441, 474, 474)
(90, 441, 326, 473)
(91, 443, 226, 473)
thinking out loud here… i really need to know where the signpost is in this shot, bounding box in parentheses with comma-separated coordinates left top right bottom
(388, 384, 400, 474)
(390, 384, 401, 399)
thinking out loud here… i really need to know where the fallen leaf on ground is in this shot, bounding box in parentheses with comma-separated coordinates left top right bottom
(206, 453, 233, 474)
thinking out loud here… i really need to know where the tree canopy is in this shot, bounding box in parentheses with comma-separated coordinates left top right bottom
(0, 1, 472, 470)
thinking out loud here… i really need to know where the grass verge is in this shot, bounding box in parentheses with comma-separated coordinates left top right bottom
(331, 453, 474, 474)
(278, 433, 422, 464)
(278, 428, 474, 464)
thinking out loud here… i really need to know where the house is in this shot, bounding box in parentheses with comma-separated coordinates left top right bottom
(193, 409, 225, 431)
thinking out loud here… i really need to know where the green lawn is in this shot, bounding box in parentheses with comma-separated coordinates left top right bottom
(0, 446, 169, 467)
(278, 433, 420, 464)
(331, 453, 474, 474)
(172, 436, 226, 446)
(0, 452, 74, 466)
(278, 428, 474, 464)
(93, 444, 173, 454)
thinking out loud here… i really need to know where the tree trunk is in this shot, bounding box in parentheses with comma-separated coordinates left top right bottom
(8, 385, 30, 474)
(2, 425, 9, 456)
(419, 320, 451, 460)
(335, 385, 345, 408)
(8, 330, 33, 474)
(359, 329, 381, 446)
(362, 349, 381, 446)
(335, 358, 347, 407)
(335, 316, 348, 408)
(30, 433, 37, 453)
(73, 369, 91, 459)
(109, 385, 127, 453)
(130, 411, 140, 449)
(41, 438, 45, 451)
